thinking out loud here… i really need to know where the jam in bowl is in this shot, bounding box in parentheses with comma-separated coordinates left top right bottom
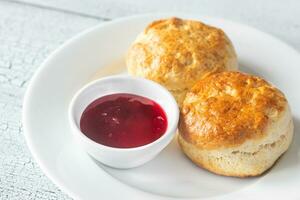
(80, 93, 168, 148)
(69, 75, 179, 168)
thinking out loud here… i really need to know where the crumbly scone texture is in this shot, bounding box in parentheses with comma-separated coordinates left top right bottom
(126, 17, 238, 106)
(179, 71, 287, 149)
(178, 118, 293, 177)
(178, 71, 293, 177)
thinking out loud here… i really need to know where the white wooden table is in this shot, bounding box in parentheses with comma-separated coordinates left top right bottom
(0, 0, 299, 199)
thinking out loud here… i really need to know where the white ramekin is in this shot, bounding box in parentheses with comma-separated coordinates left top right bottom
(68, 75, 179, 169)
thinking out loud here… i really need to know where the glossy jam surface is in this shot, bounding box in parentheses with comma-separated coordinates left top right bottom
(80, 93, 168, 148)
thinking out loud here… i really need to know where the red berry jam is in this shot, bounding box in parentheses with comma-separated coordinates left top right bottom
(80, 93, 167, 148)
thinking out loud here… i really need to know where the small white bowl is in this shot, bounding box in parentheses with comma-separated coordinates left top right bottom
(68, 75, 179, 169)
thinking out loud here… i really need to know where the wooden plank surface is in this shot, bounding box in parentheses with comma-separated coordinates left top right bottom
(7, 0, 300, 50)
(0, 0, 300, 199)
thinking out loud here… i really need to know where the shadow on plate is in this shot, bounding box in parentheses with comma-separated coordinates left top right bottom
(239, 62, 261, 76)
(259, 117, 300, 182)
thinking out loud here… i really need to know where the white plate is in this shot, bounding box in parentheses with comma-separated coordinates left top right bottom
(23, 14, 300, 200)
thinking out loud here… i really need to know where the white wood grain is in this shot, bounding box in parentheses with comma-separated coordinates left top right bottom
(9, 0, 300, 50)
(0, 1, 102, 199)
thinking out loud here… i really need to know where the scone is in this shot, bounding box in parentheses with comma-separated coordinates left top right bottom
(178, 71, 294, 177)
(126, 17, 238, 106)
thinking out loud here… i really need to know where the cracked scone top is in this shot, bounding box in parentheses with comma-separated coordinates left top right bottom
(180, 71, 287, 149)
(178, 71, 293, 177)
(126, 17, 238, 106)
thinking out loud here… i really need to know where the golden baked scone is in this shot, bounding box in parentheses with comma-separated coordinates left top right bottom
(178, 71, 294, 177)
(126, 17, 238, 106)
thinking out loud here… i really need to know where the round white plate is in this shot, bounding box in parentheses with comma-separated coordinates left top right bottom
(23, 14, 300, 200)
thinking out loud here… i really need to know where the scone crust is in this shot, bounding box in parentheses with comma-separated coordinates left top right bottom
(126, 17, 238, 104)
(179, 71, 287, 150)
(178, 117, 293, 177)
